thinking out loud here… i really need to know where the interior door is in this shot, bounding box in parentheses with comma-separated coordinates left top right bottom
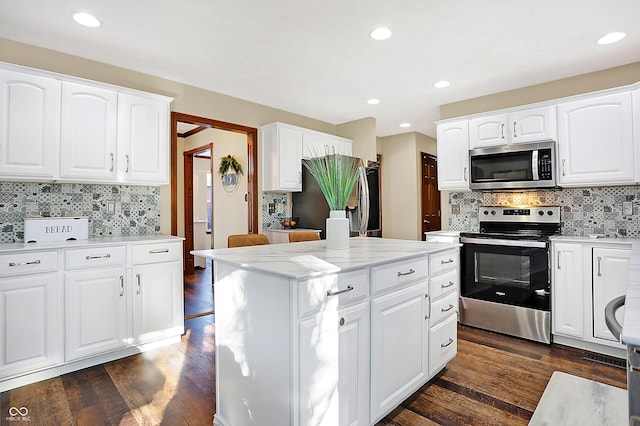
(421, 153, 441, 238)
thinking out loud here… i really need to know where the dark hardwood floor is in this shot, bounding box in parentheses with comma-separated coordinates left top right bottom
(1, 267, 627, 425)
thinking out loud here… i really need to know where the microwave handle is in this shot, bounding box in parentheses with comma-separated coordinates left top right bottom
(532, 150, 539, 181)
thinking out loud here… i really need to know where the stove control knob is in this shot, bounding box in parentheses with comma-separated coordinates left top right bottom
(547, 210, 554, 216)
(483, 210, 489, 216)
(490, 210, 496, 215)
(538, 210, 544, 216)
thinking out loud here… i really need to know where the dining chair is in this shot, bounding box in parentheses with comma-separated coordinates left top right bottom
(227, 233, 270, 248)
(288, 231, 321, 243)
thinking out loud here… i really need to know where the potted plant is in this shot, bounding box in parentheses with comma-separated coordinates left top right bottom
(303, 153, 362, 249)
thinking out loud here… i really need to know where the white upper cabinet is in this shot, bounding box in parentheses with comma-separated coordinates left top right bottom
(557, 91, 634, 186)
(117, 93, 170, 185)
(0, 68, 60, 180)
(436, 120, 469, 190)
(302, 129, 352, 158)
(0, 62, 172, 185)
(261, 122, 303, 192)
(469, 106, 556, 148)
(60, 82, 118, 181)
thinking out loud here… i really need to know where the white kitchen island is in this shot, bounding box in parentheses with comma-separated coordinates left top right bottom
(192, 237, 460, 426)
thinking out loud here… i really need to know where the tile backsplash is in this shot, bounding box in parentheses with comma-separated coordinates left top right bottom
(448, 186, 640, 238)
(262, 192, 289, 230)
(0, 182, 160, 243)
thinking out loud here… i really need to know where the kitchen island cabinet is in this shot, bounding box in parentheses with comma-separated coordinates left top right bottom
(193, 237, 460, 426)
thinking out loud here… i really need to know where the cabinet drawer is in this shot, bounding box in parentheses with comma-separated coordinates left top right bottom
(371, 256, 428, 295)
(298, 269, 368, 318)
(430, 269, 458, 300)
(430, 291, 458, 327)
(132, 242, 182, 264)
(65, 246, 126, 270)
(429, 314, 457, 376)
(0, 251, 58, 276)
(430, 249, 459, 276)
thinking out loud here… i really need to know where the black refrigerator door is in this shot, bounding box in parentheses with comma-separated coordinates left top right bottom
(291, 167, 329, 238)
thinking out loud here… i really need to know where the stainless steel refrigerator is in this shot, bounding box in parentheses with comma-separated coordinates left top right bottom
(292, 159, 381, 239)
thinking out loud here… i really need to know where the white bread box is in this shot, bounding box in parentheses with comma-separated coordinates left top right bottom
(24, 216, 89, 243)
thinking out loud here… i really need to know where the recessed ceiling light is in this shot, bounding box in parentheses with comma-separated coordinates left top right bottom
(433, 80, 451, 88)
(597, 32, 626, 45)
(72, 12, 101, 28)
(400, 122, 411, 128)
(370, 27, 392, 41)
(367, 98, 380, 105)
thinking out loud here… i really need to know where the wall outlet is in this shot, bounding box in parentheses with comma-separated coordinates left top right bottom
(451, 204, 461, 214)
(106, 200, 116, 215)
(623, 201, 633, 216)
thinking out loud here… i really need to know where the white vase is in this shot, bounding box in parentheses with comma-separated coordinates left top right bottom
(326, 210, 350, 250)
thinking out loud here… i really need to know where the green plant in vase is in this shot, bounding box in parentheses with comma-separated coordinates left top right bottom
(302, 153, 362, 248)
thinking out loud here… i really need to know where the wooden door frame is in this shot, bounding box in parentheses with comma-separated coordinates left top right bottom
(184, 143, 213, 275)
(171, 112, 258, 274)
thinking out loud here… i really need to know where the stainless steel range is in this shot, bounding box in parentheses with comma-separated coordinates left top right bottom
(460, 206, 561, 344)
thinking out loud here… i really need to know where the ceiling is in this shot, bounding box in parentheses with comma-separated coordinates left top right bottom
(1, 1, 639, 138)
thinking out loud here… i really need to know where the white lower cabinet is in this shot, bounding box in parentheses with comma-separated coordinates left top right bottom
(65, 267, 128, 360)
(0, 237, 184, 392)
(0, 272, 60, 379)
(552, 241, 630, 355)
(132, 261, 184, 344)
(299, 301, 369, 426)
(370, 281, 429, 422)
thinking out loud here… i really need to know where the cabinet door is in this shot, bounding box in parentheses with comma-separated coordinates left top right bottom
(65, 267, 128, 361)
(469, 114, 508, 148)
(592, 248, 630, 342)
(117, 93, 170, 184)
(277, 125, 303, 190)
(557, 92, 634, 186)
(0, 273, 59, 379)
(303, 130, 333, 158)
(370, 282, 428, 423)
(552, 243, 584, 338)
(510, 106, 557, 144)
(0, 69, 60, 180)
(60, 82, 118, 181)
(132, 260, 184, 343)
(298, 302, 369, 426)
(436, 120, 470, 190)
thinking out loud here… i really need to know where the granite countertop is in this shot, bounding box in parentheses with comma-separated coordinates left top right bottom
(192, 237, 460, 279)
(622, 241, 640, 346)
(0, 234, 184, 253)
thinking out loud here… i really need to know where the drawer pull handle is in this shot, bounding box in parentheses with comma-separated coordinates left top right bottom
(397, 269, 415, 277)
(136, 274, 142, 294)
(119, 276, 125, 297)
(86, 254, 111, 260)
(441, 259, 454, 265)
(327, 285, 354, 297)
(441, 304, 455, 313)
(441, 337, 454, 348)
(339, 317, 345, 326)
(8, 259, 41, 267)
(149, 249, 170, 254)
(441, 281, 455, 289)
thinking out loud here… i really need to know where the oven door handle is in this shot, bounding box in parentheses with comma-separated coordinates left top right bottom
(460, 237, 547, 248)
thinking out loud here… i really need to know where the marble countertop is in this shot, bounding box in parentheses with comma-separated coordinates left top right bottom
(263, 228, 321, 233)
(0, 234, 184, 253)
(192, 237, 460, 279)
(551, 235, 635, 245)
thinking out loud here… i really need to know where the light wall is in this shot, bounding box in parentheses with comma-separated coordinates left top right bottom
(378, 132, 437, 240)
(0, 37, 376, 234)
(437, 61, 640, 229)
(177, 129, 248, 248)
(337, 117, 377, 162)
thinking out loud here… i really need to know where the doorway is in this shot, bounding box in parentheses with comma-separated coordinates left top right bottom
(171, 112, 258, 274)
(421, 152, 441, 238)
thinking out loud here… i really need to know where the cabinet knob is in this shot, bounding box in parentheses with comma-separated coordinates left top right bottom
(339, 317, 345, 326)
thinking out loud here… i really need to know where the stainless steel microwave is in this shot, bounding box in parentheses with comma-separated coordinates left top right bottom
(469, 141, 558, 190)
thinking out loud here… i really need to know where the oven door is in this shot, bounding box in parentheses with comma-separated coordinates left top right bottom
(461, 237, 550, 311)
